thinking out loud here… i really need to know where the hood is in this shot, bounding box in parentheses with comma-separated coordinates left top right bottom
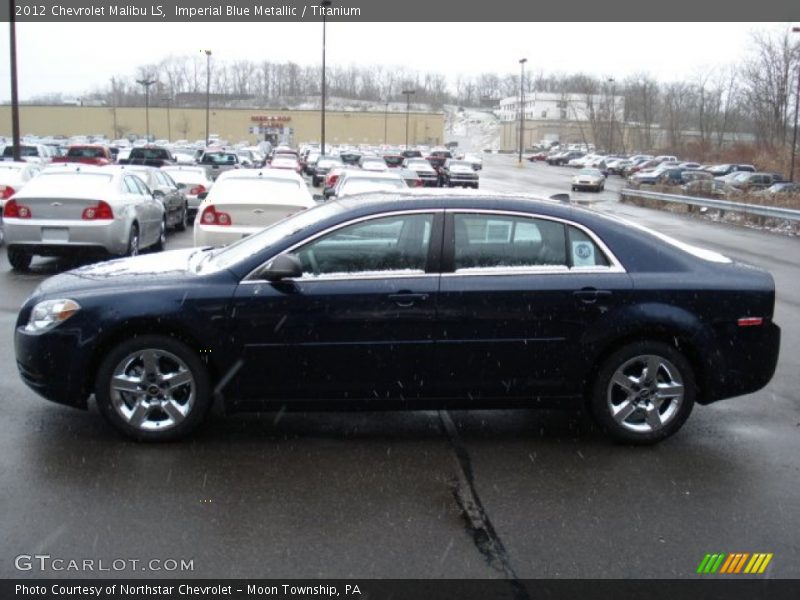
(449, 164, 475, 173)
(34, 248, 207, 297)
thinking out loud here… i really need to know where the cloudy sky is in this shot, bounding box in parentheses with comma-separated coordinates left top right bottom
(0, 22, 793, 101)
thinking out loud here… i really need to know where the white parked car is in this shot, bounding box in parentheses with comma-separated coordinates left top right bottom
(0, 161, 44, 244)
(359, 156, 389, 172)
(329, 171, 408, 199)
(2, 144, 52, 164)
(193, 169, 315, 248)
(0, 161, 43, 201)
(3, 165, 165, 270)
(571, 168, 606, 192)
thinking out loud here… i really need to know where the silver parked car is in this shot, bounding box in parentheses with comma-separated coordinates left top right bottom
(3, 164, 165, 270)
(162, 166, 214, 215)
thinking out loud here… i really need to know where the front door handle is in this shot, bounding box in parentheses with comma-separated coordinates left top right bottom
(388, 293, 429, 307)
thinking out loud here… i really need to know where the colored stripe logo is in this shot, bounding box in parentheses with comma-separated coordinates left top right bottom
(697, 553, 773, 574)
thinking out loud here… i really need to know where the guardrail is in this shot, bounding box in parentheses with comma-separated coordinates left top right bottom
(619, 188, 800, 222)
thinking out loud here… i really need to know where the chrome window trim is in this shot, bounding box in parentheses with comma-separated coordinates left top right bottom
(242, 208, 443, 284)
(447, 208, 627, 275)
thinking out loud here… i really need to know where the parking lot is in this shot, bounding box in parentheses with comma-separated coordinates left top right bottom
(1, 153, 798, 579)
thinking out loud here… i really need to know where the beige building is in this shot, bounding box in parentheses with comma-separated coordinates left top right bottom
(0, 105, 445, 147)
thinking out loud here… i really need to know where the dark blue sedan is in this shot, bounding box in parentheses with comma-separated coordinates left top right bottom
(15, 193, 780, 443)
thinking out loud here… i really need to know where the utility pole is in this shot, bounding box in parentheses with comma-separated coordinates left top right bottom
(790, 27, 800, 182)
(608, 77, 616, 154)
(402, 89, 415, 149)
(518, 58, 528, 165)
(9, 5, 21, 161)
(136, 77, 157, 141)
(202, 50, 212, 145)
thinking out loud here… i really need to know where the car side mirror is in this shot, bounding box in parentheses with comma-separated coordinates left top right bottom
(197, 191, 208, 200)
(260, 254, 303, 281)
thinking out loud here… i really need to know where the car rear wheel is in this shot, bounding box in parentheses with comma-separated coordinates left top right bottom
(7, 246, 32, 271)
(175, 204, 188, 231)
(95, 335, 211, 441)
(590, 341, 695, 444)
(124, 224, 139, 258)
(153, 219, 167, 252)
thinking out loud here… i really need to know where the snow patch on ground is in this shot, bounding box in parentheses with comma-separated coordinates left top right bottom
(443, 105, 501, 153)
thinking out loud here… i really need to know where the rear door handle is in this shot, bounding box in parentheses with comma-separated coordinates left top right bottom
(573, 289, 612, 304)
(388, 293, 429, 307)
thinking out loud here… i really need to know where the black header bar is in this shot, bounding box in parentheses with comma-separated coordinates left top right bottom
(0, 0, 798, 22)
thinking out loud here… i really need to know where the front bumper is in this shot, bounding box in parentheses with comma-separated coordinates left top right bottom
(15, 323, 91, 409)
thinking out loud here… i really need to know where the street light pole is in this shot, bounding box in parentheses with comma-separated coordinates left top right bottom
(518, 58, 527, 165)
(402, 89, 415, 149)
(136, 77, 157, 141)
(320, 0, 332, 156)
(790, 27, 800, 182)
(162, 97, 172, 142)
(384, 100, 389, 144)
(202, 50, 212, 146)
(8, 3, 21, 161)
(608, 77, 616, 154)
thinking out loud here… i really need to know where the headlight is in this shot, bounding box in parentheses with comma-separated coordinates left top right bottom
(25, 299, 81, 333)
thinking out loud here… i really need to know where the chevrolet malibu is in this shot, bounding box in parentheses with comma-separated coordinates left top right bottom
(4, 165, 166, 270)
(15, 193, 780, 443)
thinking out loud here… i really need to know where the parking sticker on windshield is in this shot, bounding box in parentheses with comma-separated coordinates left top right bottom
(572, 241, 595, 266)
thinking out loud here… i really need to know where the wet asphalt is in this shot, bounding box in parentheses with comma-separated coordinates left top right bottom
(0, 155, 798, 579)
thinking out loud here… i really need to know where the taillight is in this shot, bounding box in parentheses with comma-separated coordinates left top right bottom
(737, 317, 764, 327)
(189, 184, 206, 196)
(200, 205, 231, 226)
(81, 201, 114, 220)
(0, 185, 15, 200)
(4, 198, 32, 218)
(414, 179, 424, 187)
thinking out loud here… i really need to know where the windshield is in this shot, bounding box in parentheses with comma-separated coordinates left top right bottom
(198, 200, 343, 272)
(209, 177, 303, 202)
(23, 172, 112, 192)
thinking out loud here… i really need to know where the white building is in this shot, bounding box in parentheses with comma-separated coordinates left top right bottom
(497, 92, 624, 123)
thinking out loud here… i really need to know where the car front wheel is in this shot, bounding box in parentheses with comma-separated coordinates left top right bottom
(590, 341, 695, 444)
(95, 335, 212, 441)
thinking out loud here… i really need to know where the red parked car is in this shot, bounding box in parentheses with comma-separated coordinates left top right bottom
(51, 145, 113, 166)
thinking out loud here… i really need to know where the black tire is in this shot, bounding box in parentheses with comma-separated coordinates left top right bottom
(123, 224, 140, 258)
(312, 176, 320, 187)
(7, 246, 32, 271)
(153, 219, 167, 252)
(95, 334, 212, 442)
(175, 204, 188, 232)
(590, 341, 695, 445)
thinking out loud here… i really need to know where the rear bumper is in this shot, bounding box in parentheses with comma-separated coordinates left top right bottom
(701, 321, 781, 404)
(4, 218, 129, 255)
(194, 224, 261, 247)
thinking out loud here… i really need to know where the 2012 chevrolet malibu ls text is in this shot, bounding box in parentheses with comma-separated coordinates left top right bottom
(14, 193, 780, 443)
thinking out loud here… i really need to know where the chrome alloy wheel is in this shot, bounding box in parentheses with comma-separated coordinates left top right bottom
(606, 354, 684, 434)
(109, 348, 195, 431)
